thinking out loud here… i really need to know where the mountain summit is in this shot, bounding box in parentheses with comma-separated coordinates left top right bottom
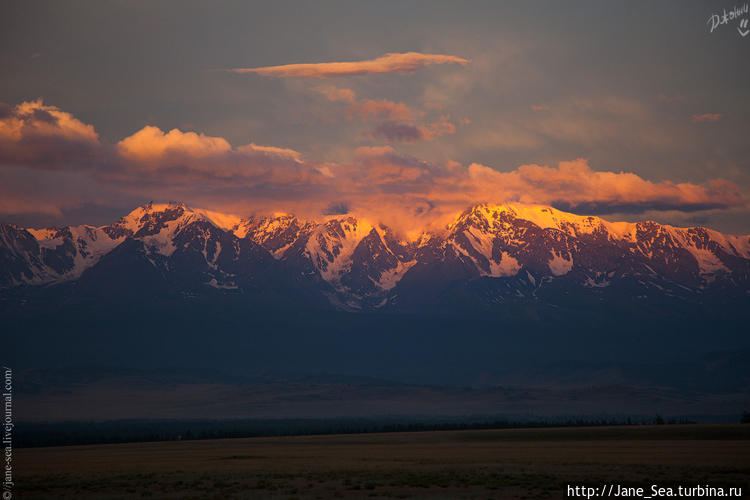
(1, 202, 748, 311)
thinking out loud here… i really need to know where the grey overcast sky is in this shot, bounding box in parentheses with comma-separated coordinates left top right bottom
(1, 1, 749, 233)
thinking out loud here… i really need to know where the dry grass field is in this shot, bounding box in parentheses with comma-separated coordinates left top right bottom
(14, 425, 750, 499)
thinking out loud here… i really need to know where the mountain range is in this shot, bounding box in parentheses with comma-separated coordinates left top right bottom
(1, 201, 749, 312)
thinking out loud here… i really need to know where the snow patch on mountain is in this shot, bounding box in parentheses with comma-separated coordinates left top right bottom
(377, 259, 417, 290)
(490, 252, 521, 277)
(664, 226, 730, 275)
(548, 252, 573, 276)
(206, 278, 238, 290)
(306, 218, 374, 283)
(584, 275, 611, 288)
(193, 209, 242, 232)
(26, 228, 60, 246)
(461, 203, 640, 242)
(27, 225, 123, 281)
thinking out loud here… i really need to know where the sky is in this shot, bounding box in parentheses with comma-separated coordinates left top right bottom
(1, 0, 749, 234)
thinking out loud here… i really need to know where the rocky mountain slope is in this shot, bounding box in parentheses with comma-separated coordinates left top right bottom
(1, 202, 748, 311)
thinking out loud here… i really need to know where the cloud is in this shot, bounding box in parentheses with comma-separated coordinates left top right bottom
(316, 86, 414, 121)
(315, 86, 356, 104)
(0, 99, 102, 169)
(464, 159, 745, 214)
(0, 195, 63, 217)
(309, 155, 745, 234)
(113, 126, 314, 187)
(117, 126, 232, 162)
(466, 125, 544, 151)
(350, 99, 414, 121)
(0, 101, 745, 231)
(323, 201, 350, 215)
(230, 52, 469, 78)
(372, 122, 423, 142)
(314, 85, 453, 141)
(351, 145, 435, 185)
(117, 126, 304, 166)
(237, 143, 303, 163)
(691, 113, 723, 124)
(372, 116, 455, 143)
(419, 116, 456, 141)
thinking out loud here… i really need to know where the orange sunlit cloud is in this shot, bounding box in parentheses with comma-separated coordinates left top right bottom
(113, 126, 313, 185)
(0, 195, 63, 217)
(0, 100, 745, 225)
(230, 52, 469, 78)
(315, 86, 454, 142)
(351, 99, 414, 121)
(691, 113, 723, 124)
(464, 159, 744, 213)
(117, 126, 303, 166)
(0, 100, 101, 168)
(316, 86, 414, 121)
(117, 126, 233, 162)
(315, 86, 357, 104)
(335, 147, 744, 214)
(420, 115, 456, 140)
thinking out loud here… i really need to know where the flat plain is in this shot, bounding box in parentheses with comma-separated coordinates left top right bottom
(15, 424, 750, 499)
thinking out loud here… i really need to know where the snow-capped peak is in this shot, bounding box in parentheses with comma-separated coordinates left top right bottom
(2, 201, 749, 302)
(305, 216, 375, 283)
(448, 203, 637, 241)
(110, 202, 238, 235)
